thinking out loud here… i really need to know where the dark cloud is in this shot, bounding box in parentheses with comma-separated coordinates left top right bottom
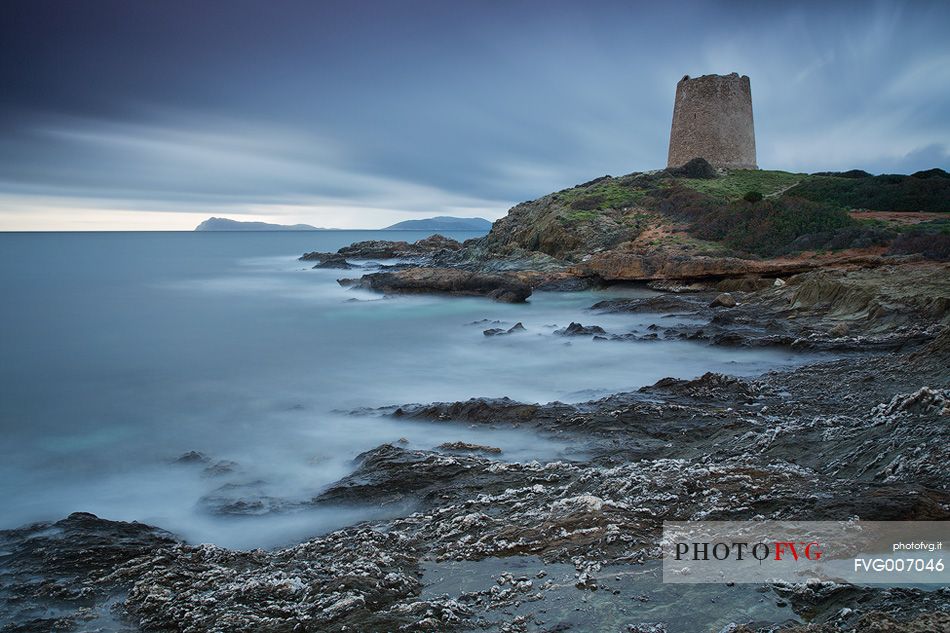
(1, 0, 947, 228)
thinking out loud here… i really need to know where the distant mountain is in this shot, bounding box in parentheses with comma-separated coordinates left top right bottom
(195, 217, 330, 231)
(382, 216, 492, 231)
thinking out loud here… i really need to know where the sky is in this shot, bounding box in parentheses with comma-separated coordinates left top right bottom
(1, 0, 948, 230)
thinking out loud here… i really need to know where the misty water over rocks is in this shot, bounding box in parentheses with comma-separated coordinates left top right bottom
(0, 231, 815, 549)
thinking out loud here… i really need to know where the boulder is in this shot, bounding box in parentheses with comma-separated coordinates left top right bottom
(555, 322, 607, 336)
(666, 157, 718, 179)
(710, 293, 737, 308)
(355, 268, 532, 303)
(484, 322, 526, 336)
(312, 253, 356, 269)
(437, 441, 502, 454)
(299, 250, 336, 262)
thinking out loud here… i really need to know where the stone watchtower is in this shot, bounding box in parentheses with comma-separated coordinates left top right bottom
(667, 73, 757, 170)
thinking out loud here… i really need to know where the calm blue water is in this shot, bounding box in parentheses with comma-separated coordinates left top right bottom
(0, 231, 813, 548)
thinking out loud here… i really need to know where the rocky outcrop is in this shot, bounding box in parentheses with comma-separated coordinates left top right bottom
(312, 253, 356, 269)
(483, 322, 525, 336)
(0, 512, 177, 631)
(554, 322, 606, 336)
(5, 333, 950, 631)
(352, 267, 532, 303)
(577, 250, 886, 282)
(301, 234, 463, 262)
(709, 292, 737, 307)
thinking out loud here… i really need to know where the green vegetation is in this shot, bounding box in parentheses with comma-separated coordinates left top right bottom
(691, 196, 855, 257)
(534, 165, 948, 258)
(678, 169, 807, 200)
(557, 178, 649, 212)
(888, 219, 950, 260)
(786, 171, 950, 212)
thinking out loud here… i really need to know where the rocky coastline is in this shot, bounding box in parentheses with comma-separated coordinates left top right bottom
(3, 165, 949, 632)
(3, 256, 948, 632)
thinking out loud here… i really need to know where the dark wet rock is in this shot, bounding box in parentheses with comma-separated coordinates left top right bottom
(590, 295, 708, 314)
(121, 526, 427, 633)
(534, 276, 599, 291)
(484, 322, 526, 336)
(390, 397, 554, 426)
(299, 250, 336, 262)
(811, 483, 950, 521)
(0, 512, 177, 631)
(355, 267, 532, 303)
(313, 444, 523, 508)
(765, 583, 950, 632)
(438, 441, 503, 455)
(202, 459, 239, 477)
(6, 263, 949, 631)
(7, 331, 950, 631)
(555, 322, 607, 336)
(173, 450, 209, 464)
(199, 481, 302, 516)
(338, 235, 463, 259)
(303, 235, 463, 268)
(312, 253, 356, 269)
(709, 292, 737, 308)
(640, 371, 758, 402)
(467, 318, 504, 326)
(413, 234, 465, 252)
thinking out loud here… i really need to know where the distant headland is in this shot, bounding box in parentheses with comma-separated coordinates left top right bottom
(195, 216, 493, 231)
(382, 216, 491, 231)
(195, 217, 328, 231)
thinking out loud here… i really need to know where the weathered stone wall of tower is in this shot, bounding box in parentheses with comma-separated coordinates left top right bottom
(667, 73, 757, 170)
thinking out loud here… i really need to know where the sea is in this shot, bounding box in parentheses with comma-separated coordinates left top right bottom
(0, 230, 816, 549)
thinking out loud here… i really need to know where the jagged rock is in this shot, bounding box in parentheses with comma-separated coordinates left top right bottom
(579, 251, 885, 283)
(312, 253, 356, 269)
(591, 295, 706, 314)
(0, 513, 177, 629)
(715, 275, 773, 293)
(484, 322, 526, 336)
(299, 250, 336, 262)
(354, 268, 532, 303)
(710, 292, 737, 308)
(203, 460, 239, 477)
(199, 481, 301, 516)
(438, 441, 503, 454)
(174, 450, 209, 464)
(829, 322, 849, 337)
(534, 276, 599, 291)
(555, 322, 607, 336)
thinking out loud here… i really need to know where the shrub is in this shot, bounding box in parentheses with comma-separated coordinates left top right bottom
(787, 172, 950, 212)
(783, 226, 895, 253)
(689, 196, 855, 257)
(667, 157, 717, 179)
(571, 195, 605, 210)
(647, 183, 722, 220)
(888, 220, 950, 260)
(743, 190, 763, 203)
